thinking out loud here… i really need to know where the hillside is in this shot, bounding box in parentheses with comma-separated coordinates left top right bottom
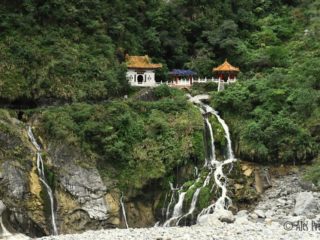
(0, 0, 319, 238)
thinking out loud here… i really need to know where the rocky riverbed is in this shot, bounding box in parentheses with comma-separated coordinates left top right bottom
(31, 169, 320, 240)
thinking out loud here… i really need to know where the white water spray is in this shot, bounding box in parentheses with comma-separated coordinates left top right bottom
(175, 187, 201, 226)
(27, 126, 58, 235)
(120, 193, 129, 228)
(163, 192, 186, 227)
(197, 104, 236, 219)
(162, 95, 236, 226)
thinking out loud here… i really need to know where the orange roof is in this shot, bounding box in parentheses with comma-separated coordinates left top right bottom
(126, 54, 162, 69)
(213, 59, 240, 72)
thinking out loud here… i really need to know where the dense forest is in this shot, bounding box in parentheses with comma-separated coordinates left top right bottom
(0, 0, 319, 193)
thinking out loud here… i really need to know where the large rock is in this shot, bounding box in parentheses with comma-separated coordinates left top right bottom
(197, 214, 223, 227)
(254, 209, 266, 218)
(1, 162, 29, 200)
(197, 209, 235, 226)
(216, 209, 235, 223)
(293, 192, 318, 216)
(60, 164, 108, 220)
(48, 143, 109, 221)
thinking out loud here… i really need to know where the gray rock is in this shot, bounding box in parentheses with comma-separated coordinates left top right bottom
(1, 162, 28, 199)
(197, 209, 235, 226)
(277, 198, 287, 205)
(299, 180, 316, 191)
(197, 214, 223, 227)
(60, 164, 108, 220)
(293, 192, 318, 216)
(217, 209, 235, 223)
(236, 210, 248, 217)
(234, 215, 249, 225)
(249, 213, 258, 220)
(265, 210, 274, 218)
(254, 210, 265, 218)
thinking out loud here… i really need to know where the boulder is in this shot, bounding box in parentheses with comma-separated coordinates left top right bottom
(293, 192, 318, 216)
(254, 210, 266, 218)
(236, 210, 248, 217)
(197, 209, 235, 226)
(216, 209, 235, 223)
(197, 214, 223, 227)
(249, 213, 258, 220)
(198, 209, 235, 226)
(59, 164, 108, 220)
(265, 210, 274, 218)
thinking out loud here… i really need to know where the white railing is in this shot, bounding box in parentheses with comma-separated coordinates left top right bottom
(129, 77, 237, 88)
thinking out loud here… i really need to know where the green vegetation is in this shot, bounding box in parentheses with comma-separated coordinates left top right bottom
(0, 0, 319, 210)
(0, 109, 32, 166)
(1, 0, 317, 104)
(304, 157, 320, 187)
(38, 88, 204, 190)
(206, 0, 320, 165)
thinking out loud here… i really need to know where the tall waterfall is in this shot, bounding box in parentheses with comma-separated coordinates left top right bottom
(27, 127, 58, 235)
(163, 192, 186, 227)
(120, 193, 129, 228)
(163, 95, 236, 226)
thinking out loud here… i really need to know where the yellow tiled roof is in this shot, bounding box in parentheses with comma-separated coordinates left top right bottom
(126, 54, 162, 69)
(213, 59, 240, 72)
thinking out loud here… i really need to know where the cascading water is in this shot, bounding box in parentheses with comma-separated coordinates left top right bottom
(163, 94, 236, 226)
(163, 192, 186, 227)
(197, 104, 236, 218)
(27, 127, 58, 235)
(175, 187, 201, 226)
(120, 193, 129, 228)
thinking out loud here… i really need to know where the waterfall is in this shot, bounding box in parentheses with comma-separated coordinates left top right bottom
(27, 127, 58, 235)
(161, 193, 169, 219)
(194, 167, 199, 178)
(204, 116, 216, 166)
(175, 187, 201, 226)
(212, 111, 234, 160)
(162, 94, 236, 226)
(196, 104, 236, 218)
(163, 192, 186, 227)
(165, 191, 176, 219)
(120, 193, 129, 228)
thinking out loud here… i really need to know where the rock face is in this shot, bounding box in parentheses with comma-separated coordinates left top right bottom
(1, 161, 29, 199)
(60, 165, 108, 220)
(46, 143, 118, 233)
(0, 119, 46, 237)
(0, 114, 161, 237)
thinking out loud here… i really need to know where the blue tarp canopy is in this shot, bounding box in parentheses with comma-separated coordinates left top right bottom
(169, 69, 197, 76)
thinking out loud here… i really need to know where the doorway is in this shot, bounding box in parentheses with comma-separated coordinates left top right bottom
(137, 75, 144, 84)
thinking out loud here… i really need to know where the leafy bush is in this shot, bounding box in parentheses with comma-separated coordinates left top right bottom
(39, 93, 204, 190)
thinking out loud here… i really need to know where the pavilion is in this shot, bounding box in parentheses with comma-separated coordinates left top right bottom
(126, 54, 162, 87)
(168, 69, 197, 86)
(213, 59, 240, 83)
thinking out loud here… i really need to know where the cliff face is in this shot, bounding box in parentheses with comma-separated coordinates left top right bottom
(0, 111, 45, 236)
(0, 111, 119, 236)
